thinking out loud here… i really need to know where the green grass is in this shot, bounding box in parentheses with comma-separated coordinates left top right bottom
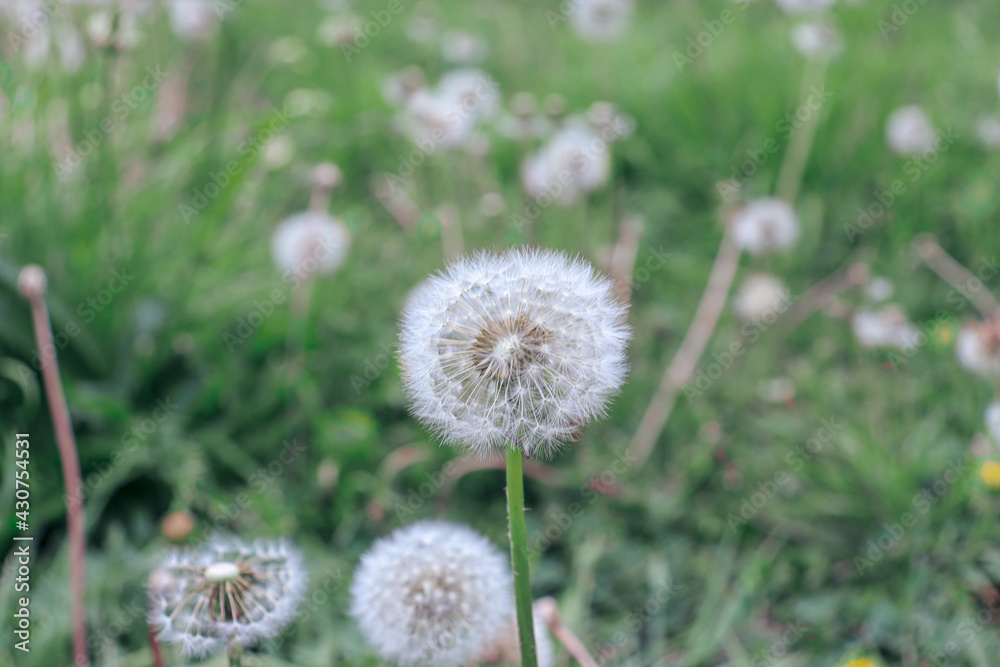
(2, 0, 1000, 665)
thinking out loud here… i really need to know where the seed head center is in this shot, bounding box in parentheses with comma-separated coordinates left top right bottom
(471, 316, 550, 382)
(204, 562, 242, 583)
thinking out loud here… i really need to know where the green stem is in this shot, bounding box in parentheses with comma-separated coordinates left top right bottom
(506, 445, 538, 667)
(227, 640, 242, 667)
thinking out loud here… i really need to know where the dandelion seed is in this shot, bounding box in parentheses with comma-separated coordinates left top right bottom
(350, 521, 513, 667)
(885, 105, 936, 156)
(147, 537, 307, 657)
(398, 248, 630, 459)
(730, 198, 800, 255)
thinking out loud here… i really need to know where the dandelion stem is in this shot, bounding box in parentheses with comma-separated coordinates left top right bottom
(227, 640, 243, 667)
(775, 58, 827, 204)
(916, 235, 1000, 320)
(19, 266, 90, 667)
(506, 445, 538, 667)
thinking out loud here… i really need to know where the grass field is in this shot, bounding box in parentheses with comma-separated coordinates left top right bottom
(3, 0, 1000, 665)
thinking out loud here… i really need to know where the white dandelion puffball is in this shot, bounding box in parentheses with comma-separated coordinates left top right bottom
(730, 198, 800, 255)
(791, 21, 842, 60)
(956, 324, 1000, 377)
(350, 521, 513, 667)
(885, 105, 936, 156)
(397, 69, 499, 149)
(733, 273, 790, 322)
(271, 211, 350, 277)
(976, 116, 1000, 150)
(865, 276, 895, 302)
(148, 537, 307, 657)
(570, 0, 634, 42)
(440, 30, 488, 64)
(521, 122, 612, 207)
(398, 248, 630, 459)
(986, 403, 1000, 444)
(774, 0, 836, 14)
(168, 0, 216, 41)
(851, 306, 919, 350)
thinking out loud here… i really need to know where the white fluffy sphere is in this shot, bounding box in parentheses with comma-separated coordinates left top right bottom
(350, 521, 513, 667)
(398, 248, 631, 459)
(885, 105, 936, 156)
(271, 211, 350, 277)
(731, 198, 800, 255)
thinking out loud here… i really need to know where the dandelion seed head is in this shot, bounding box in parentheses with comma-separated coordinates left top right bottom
(350, 521, 513, 667)
(147, 537, 307, 657)
(399, 248, 630, 459)
(851, 305, 918, 351)
(570, 0, 634, 42)
(271, 211, 350, 277)
(730, 198, 800, 255)
(956, 322, 1000, 377)
(885, 105, 936, 156)
(521, 122, 611, 207)
(733, 273, 789, 322)
(791, 20, 842, 60)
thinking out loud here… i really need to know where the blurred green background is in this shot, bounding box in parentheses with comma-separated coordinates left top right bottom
(2, 0, 1000, 665)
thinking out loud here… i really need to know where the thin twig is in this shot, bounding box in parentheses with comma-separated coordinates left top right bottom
(535, 597, 599, 667)
(628, 230, 742, 467)
(18, 265, 89, 666)
(916, 235, 999, 320)
(608, 215, 643, 302)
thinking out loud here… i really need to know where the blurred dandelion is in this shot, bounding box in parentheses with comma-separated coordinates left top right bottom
(350, 521, 513, 667)
(569, 0, 634, 42)
(885, 105, 936, 156)
(147, 537, 307, 662)
(730, 198, 800, 255)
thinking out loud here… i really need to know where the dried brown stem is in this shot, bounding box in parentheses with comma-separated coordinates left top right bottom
(534, 597, 598, 667)
(609, 215, 644, 302)
(628, 230, 742, 467)
(148, 626, 166, 667)
(19, 266, 89, 666)
(916, 235, 999, 320)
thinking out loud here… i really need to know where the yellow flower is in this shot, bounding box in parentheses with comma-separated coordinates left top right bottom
(979, 460, 1000, 490)
(842, 658, 880, 667)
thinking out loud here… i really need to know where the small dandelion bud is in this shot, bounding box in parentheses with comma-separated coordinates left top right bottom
(398, 248, 631, 459)
(791, 20, 842, 60)
(17, 265, 47, 301)
(569, 0, 634, 42)
(350, 521, 513, 667)
(985, 402, 1000, 444)
(147, 537, 307, 657)
(311, 162, 343, 191)
(732, 273, 790, 322)
(851, 305, 919, 350)
(161, 510, 195, 543)
(956, 322, 1000, 377)
(271, 211, 350, 277)
(885, 105, 936, 156)
(730, 198, 800, 255)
